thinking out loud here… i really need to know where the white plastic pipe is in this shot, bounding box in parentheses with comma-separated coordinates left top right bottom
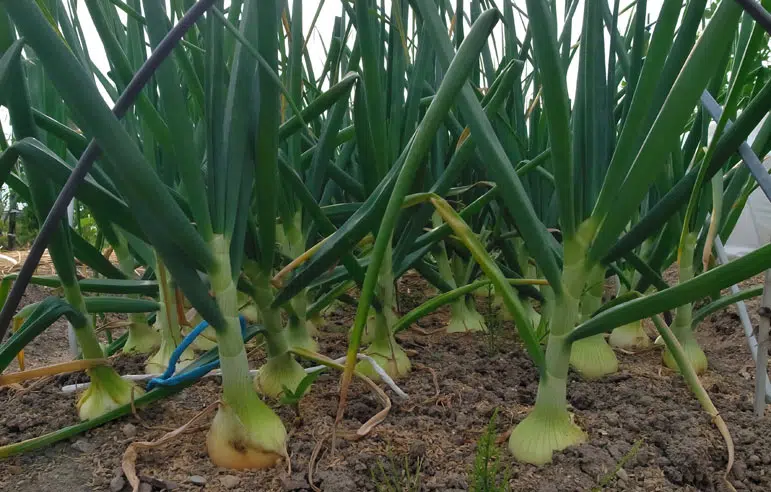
(714, 237, 771, 404)
(755, 270, 770, 416)
(66, 323, 79, 359)
(66, 200, 79, 359)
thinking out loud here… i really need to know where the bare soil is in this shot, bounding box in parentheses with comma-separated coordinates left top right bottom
(0, 275, 770, 492)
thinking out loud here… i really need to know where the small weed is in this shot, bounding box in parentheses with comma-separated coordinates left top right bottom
(592, 438, 643, 491)
(470, 409, 510, 492)
(280, 369, 323, 410)
(484, 285, 503, 354)
(371, 445, 422, 492)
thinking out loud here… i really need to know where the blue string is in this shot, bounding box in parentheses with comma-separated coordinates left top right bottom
(146, 315, 247, 391)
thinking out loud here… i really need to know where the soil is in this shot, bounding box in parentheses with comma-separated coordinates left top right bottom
(0, 276, 770, 492)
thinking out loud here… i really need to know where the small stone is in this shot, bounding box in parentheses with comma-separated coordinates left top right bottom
(615, 468, 629, 481)
(110, 475, 126, 492)
(71, 439, 96, 453)
(121, 423, 137, 438)
(220, 475, 240, 489)
(138, 483, 152, 492)
(189, 475, 207, 486)
(748, 454, 761, 465)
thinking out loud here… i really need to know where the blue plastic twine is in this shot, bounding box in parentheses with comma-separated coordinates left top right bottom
(146, 315, 247, 390)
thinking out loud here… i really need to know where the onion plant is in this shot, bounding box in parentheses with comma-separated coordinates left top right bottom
(144, 257, 195, 374)
(607, 270, 651, 350)
(112, 231, 160, 355)
(663, 4, 771, 375)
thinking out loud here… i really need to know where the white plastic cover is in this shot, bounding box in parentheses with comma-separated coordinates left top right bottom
(725, 115, 771, 258)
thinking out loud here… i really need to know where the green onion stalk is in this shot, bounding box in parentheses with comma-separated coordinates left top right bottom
(662, 99, 718, 377)
(178, 296, 219, 352)
(184, 293, 257, 353)
(433, 213, 487, 333)
(185, 309, 218, 352)
(515, 294, 544, 336)
(509, 230, 590, 465)
(356, 239, 411, 380)
(189, 315, 219, 352)
(570, 265, 618, 378)
(532, 281, 554, 342)
(448, 293, 487, 334)
(609, 318, 651, 351)
(244, 260, 306, 399)
(360, 309, 380, 343)
(206, 236, 287, 469)
(362, 249, 401, 344)
(238, 291, 262, 325)
(276, 212, 319, 352)
(64, 284, 143, 420)
(609, 237, 655, 350)
(609, 270, 651, 350)
(452, 244, 488, 334)
(496, 237, 542, 332)
(113, 233, 159, 354)
(662, 233, 707, 373)
(145, 257, 195, 374)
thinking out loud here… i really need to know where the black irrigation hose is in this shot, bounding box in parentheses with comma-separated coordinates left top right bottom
(734, 0, 771, 37)
(0, 0, 217, 344)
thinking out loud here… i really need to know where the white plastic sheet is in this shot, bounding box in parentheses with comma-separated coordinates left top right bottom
(724, 115, 771, 258)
